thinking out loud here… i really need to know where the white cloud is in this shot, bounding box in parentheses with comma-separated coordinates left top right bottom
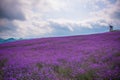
(12, 20, 53, 38)
(90, 0, 120, 26)
(0, 0, 120, 38)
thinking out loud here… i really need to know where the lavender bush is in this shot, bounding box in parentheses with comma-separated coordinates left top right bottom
(0, 31, 120, 80)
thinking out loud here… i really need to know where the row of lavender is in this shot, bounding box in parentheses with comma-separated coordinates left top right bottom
(0, 31, 120, 80)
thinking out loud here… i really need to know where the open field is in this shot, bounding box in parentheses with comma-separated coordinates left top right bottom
(0, 31, 120, 80)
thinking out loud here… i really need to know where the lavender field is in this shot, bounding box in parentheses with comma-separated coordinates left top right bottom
(0, 31, 120, 80)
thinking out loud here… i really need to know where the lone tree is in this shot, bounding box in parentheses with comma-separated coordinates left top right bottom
(109, 24, 113, 32)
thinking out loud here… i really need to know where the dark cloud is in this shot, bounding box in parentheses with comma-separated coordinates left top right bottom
(0, 19, 17, 33)
(0, 26, 16, 32)
(109, 0, 117, 4)
(112, 10, 120, 20)
(0, 0, 25, 20)
(111, 0, 120, 20)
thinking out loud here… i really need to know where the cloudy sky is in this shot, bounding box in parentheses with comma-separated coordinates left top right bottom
(0, 0, 120, 39)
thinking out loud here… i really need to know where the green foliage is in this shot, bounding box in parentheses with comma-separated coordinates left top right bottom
(73, 70, 95, 80)
(53, 65, 72, 78)
(0, 58, 7, 67)
(0, 69, 4, 80)
(0, 58, 7, 80)
(36, 63, 43, 70)
(114, 52, 120, 57)
(30, 72, 40, 80)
